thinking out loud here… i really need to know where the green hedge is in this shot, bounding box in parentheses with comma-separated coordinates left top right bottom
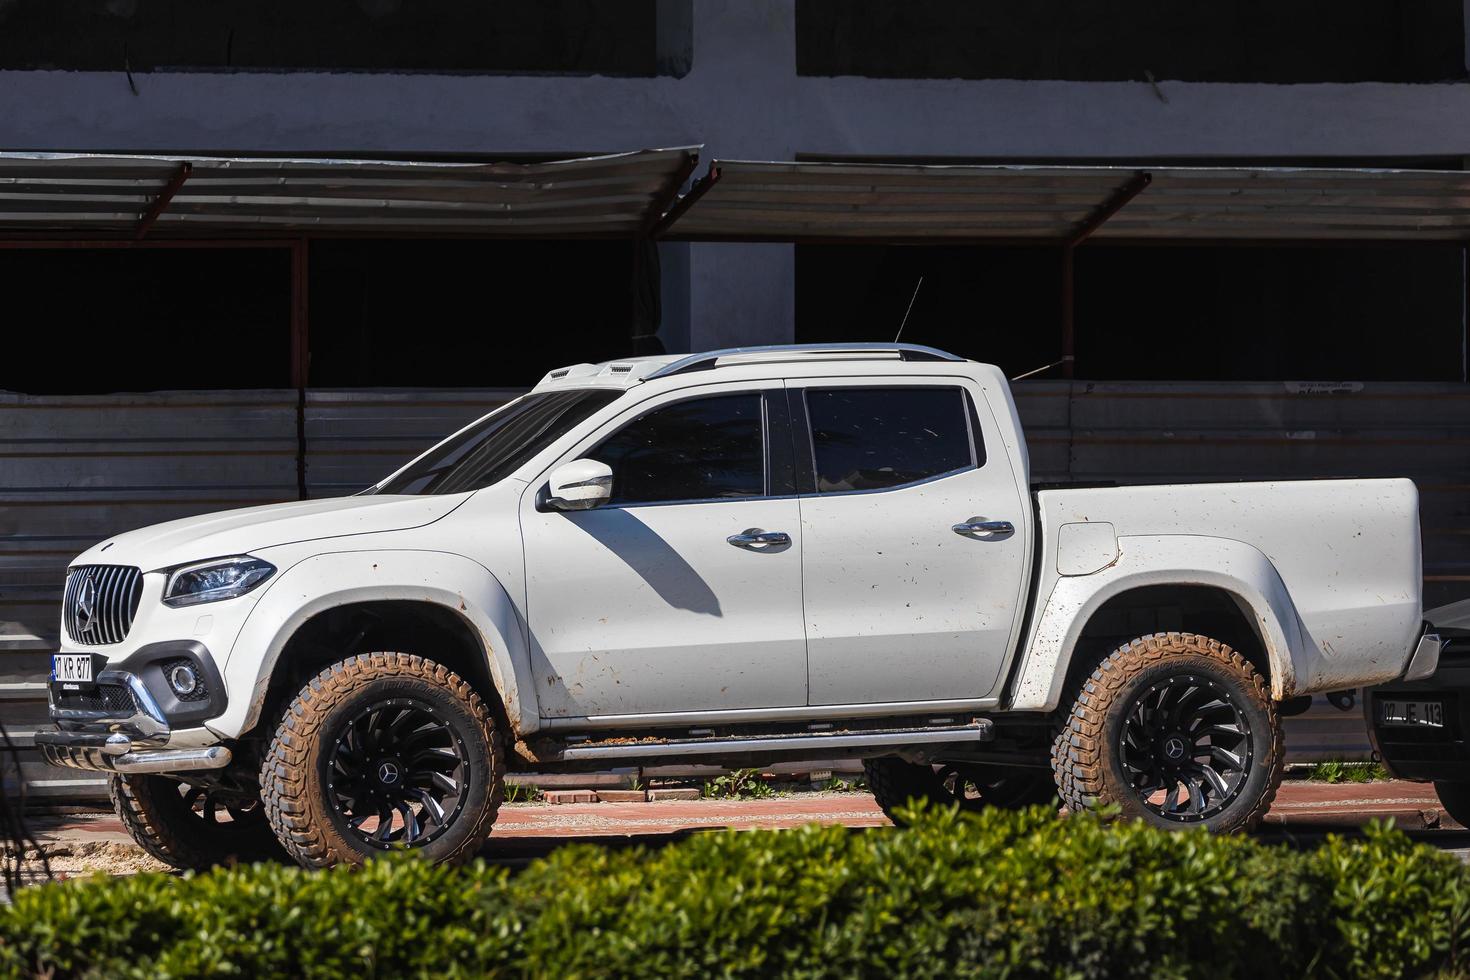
(5, 805, 1470, 978)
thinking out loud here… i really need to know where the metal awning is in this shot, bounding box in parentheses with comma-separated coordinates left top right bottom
(0, 147, 699, 238)
(656, 160, 1470, 242)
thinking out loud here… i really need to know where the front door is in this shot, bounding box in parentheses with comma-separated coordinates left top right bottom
(521, 386, 808, 718)
(790, 379, 1030, 705)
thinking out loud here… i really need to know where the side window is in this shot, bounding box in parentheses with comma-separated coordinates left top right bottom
(589, 393, 765, 505)
(805, 386, 977, 493)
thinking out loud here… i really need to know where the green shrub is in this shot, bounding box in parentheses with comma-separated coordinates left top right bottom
(700, 768, 775, 800)
(4, 807, 1469, 979)
(1307, 760, 1392, 784)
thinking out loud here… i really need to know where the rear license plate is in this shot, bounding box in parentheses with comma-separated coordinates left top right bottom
(1378, 698, 1444, 728)
(52, 654, 93, 684)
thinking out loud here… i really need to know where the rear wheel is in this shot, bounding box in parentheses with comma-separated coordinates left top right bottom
(259, 652, 503, 868)
(110, 773, 283, 870)
(1433, 781, 1470, 828)
(1052, 632, 1283, 833)
(864, 758, 1056, 824)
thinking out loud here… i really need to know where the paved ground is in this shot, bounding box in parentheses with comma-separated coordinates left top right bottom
(16, 778, 1470, 879)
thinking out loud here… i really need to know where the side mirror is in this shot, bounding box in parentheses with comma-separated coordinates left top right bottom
(545, 458, 613, 511)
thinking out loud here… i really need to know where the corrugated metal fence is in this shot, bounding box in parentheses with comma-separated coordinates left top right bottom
(4, 381, 1467, 800)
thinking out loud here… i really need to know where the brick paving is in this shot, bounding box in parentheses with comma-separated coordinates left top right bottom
(24, 779, 1459, 854)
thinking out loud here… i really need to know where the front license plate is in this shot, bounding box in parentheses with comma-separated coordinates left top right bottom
(1378, 699, 1444, 728)
(52, 654, 93, 684)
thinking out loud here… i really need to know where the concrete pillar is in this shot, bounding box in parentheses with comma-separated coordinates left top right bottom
(686, 242, 795, 351)
(679, 0, 797, 352)
(656, 240, 692, 352)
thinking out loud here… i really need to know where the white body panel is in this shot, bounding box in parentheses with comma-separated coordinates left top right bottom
(1009, 479, 1423, 710)
(522, 495, 807, 716)
(51, 346, 1426, 761)
(789, 374, 1030, 705)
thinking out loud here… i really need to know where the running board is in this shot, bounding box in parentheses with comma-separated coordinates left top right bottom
(549, 720, 994, 763)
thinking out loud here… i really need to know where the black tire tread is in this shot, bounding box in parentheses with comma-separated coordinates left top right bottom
(1434, 780, 1470, 829)
(1051, 631, 1283, 833)
(258, 652, 503, 869)
(109, 773, 279, 870)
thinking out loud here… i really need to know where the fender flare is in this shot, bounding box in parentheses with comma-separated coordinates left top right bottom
(1007, 534, 1308, 711)
(206, 549, 536, 740)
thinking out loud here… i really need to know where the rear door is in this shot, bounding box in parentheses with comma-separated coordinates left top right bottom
(790, 378, 1030, 705)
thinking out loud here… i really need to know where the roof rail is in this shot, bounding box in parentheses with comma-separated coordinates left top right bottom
(646, 343, 964, 379)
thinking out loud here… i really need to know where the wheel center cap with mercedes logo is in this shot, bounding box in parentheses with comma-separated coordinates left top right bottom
(377, 761, 401, 786)
(1162, 735, 1188, 763)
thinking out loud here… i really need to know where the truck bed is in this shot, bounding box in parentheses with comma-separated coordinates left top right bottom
(1019, 478, 1423, 702)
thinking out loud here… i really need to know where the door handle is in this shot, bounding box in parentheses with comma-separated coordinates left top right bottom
(953, 519, 1014, 537)
(727, 528, 791, 549)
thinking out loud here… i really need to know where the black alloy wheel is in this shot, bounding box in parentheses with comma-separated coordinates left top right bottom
(864, 757, 1057, 823)
(179, 783, 265, 826)
(936, 763, 1057, 811)
(1118, 673, 1253, 822)
(326, 697, 470, 849)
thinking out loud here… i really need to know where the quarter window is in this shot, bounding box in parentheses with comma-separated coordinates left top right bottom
(590, 394, 765, 505)
(806, 387, 977, 493)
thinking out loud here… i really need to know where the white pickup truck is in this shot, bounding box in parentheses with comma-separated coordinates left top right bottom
(38, 343, 1438, 868)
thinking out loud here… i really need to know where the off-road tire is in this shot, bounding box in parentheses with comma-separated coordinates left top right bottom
(259, 653, 503, 868)
(110, 773, 284, 870)
(1052, 632, 1283, 833)
(863, 758, 1057, 825)
(1434, 781, 1470, 829)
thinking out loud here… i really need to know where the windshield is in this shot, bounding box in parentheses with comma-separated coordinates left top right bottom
(374, 389, 620, 495)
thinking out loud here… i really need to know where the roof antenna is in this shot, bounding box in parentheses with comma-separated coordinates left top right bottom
(892, 276, 924, 343)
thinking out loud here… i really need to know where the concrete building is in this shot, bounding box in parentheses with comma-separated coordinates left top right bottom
(4, 1, 1470, 796)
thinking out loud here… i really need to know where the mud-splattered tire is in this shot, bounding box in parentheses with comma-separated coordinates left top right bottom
(1052, 632, 1283, 833)
(259, 653, 503, 869)
(864, 758, 1057, 825)
(110, 773, 284, 870)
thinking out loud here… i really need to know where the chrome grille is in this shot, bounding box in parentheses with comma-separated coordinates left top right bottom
(63, 565, 143, 645)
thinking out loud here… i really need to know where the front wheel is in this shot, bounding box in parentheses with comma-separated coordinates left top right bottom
(259, 652, 504, 868)
(864, 758, 1057, 825)
(1052, 632, 1283, 833)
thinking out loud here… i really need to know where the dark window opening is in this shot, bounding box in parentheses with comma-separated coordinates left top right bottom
(589, 393, 765, 504)
(0, 0, 662, 76)
(377, 388, 618, 494)
(797, 0, 1466, 83)
(308, 239, 636, 389)
(805, 387, 975, 493)
(797, 242, 1466, 382)
(1075, 245, 1465, 381)
(0, 247, 291, 394)
(796, 244, 1063, 380)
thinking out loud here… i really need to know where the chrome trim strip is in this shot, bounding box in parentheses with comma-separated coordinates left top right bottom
(112, 745, 232, 774)
(646, 343, 964, 379)
(553, 723, 993, 761)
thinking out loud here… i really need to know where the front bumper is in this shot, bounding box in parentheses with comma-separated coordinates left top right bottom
(39, 640, 232, 775)
(35, 730, 232, 774)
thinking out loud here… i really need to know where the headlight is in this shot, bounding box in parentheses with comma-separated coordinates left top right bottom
(162, 556, 276, 607)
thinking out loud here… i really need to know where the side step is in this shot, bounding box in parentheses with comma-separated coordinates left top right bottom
(549, 720, 994, 763)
